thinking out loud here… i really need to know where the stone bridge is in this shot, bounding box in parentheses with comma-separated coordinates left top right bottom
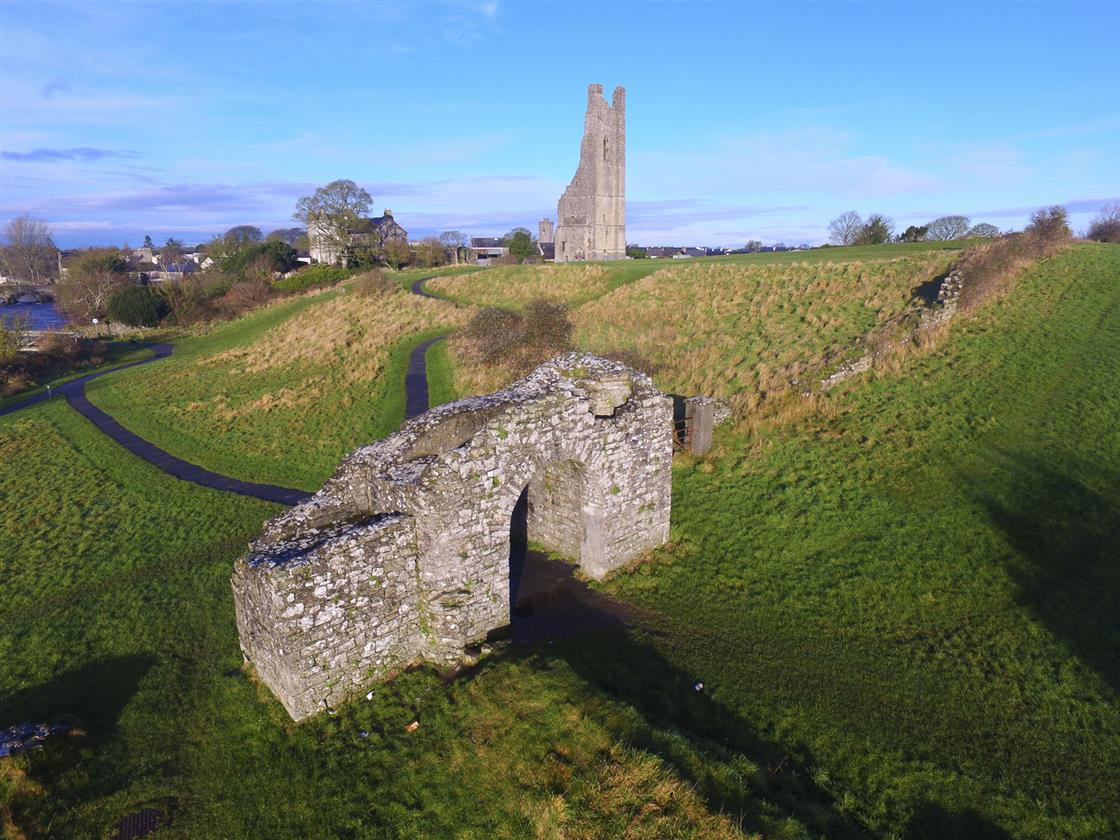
(233, 353, 674, 720)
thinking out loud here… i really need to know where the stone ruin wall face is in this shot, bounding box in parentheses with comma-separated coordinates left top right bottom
(555, 84, 626, 262)
(231, 354, 672, 721)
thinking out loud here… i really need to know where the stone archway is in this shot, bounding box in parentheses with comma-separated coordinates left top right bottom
(232, 353, 673, 721)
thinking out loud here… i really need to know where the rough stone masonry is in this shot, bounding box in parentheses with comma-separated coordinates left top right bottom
(232, 354, 673, 721)
(554, 84, 626, 262)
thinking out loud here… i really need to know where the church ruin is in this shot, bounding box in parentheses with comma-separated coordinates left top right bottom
(232, 354, 672, 721)
(554, 84, 626, 262)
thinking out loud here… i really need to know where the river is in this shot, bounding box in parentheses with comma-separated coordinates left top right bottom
(0, 301, 68, 330)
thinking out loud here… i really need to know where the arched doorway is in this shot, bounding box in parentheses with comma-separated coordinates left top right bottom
(505, 460, 627, 643)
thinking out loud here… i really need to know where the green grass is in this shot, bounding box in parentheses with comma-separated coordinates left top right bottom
(1, 244, 1117, 838)
(0, 343, 155, 410)
(425, 336, 457, 409)
(85, 288, 464, 490)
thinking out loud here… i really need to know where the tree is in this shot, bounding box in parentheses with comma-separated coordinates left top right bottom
(626, 246, 648, 259)
(828, 211, 863, 246)
(968, 223, 1000, 238)
(854, 214, 894, 245)
(382, 238, 411, 270)
(1087, 202, 1120, 243)
(744, 240, 763, 253)
(1, 216, 58, 283)
(108, 286, 170, 327)
(898, 225, 929, 243)
(294, 179, 373, 265)
(57, 248, 130, 322)
(161, 237, 185, 267)
(1025, 206, 1071, 241)
(439, 230, 469, 265)
(221, 240, 299, 278)
(224, 225, 262, 245)
(412, 237, 447, 268)
(143, 235, 154, 249)
(266, 227, 308, 249)
(504, 227, 535, 263)
(926, 215, 971, 241)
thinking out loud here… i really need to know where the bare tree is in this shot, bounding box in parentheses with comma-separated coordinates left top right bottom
(413, 237, 447, 268)
(927, 215, 971, 241)
(968, 223, 1000, 238)
(294, 179, 373, 265)
(1, 216, 58, 283)
(828, 211, 863, 246)
(439, 230, 468, 265)
(56, 248, 130, 322)
(1087, 201, 1120, 243)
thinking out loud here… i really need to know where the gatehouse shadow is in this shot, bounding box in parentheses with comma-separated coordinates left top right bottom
(963, 447, 1120, 692)
(0, 654, 155, 808)
(904, 802, 1014, 839)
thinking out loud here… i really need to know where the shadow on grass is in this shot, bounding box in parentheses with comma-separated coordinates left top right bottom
(967, 447, 1120, 692)
(0, 654, 156, 825)
(491, 534, 871, 837)
(904, 802, 1014, 839)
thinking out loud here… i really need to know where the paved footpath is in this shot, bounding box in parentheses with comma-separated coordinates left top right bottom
(1, 274, 452, 505)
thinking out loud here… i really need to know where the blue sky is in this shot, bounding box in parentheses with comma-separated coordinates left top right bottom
(1, 0, 1117, 248)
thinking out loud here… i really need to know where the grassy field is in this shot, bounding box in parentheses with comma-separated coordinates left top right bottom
(86, 283, 467, 490)
(1, 244, 1117, 838)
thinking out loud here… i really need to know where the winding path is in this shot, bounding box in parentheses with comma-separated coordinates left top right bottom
(1, 276, 449, 506)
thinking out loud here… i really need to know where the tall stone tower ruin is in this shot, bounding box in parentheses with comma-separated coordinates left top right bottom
(555, 84, 625, 262)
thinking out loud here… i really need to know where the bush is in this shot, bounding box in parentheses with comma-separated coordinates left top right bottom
(351, 269, 398, 299)
(0, 313, 30, 364)
(462, 298, 573, 374)
(221, 240, 299, 279)
(273, 265, 353, 292)
(108, 286, 170, 327)
(1087, 202, 1120, 243)
(1025, 206, 1071, 241)
(216, 281, 273, 317)
(956, 229, 1070, 313)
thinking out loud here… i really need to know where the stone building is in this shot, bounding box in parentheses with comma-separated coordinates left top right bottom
(232, 354, 673, 721)
(538, 218, 554, 243)
(309, 209, 408, 265)
(555, 84, 626, 262)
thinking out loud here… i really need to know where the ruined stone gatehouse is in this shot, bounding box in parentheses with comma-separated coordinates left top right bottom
(555, 84, 626, 262)
(232, 354, 672, 721)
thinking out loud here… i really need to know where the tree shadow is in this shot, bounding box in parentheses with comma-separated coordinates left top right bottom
(963, 446, 1120, 692)
(904, 802, 1014, 839)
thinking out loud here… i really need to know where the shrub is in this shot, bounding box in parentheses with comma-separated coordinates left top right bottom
(351, 269, 398, 298)
(1087, 202, 1120, 243)
(462, 298, 573, 374)
(855, 214, 894, 245)
(108, 286, 170, 327)
(221, 240, 299, 278)
(216, 281, 273, 317)
(1025, 205, 1071, 241)
(0, 313, 30, 364)
(273, 265, 353, 292)
(956, 230, 1070, 312)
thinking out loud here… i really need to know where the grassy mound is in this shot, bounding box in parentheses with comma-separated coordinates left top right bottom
(2, 244, 1116, 837)
(86, 283, 466, 489)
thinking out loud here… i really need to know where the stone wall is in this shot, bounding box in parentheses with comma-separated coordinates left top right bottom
(555, 84, 626, 262)
(233, 354, 673, 720)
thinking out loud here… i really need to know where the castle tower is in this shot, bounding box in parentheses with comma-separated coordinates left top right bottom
(538, 217, 554, 244)
(555, 84, 625, 262)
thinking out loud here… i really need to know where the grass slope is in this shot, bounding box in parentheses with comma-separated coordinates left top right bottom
(87, 286, 466, 490)
(1, 244, 1116, 838)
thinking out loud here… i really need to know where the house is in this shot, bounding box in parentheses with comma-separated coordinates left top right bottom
(470, 237, 508, 266)
(537, 241, 555, 261)
(309, 209, 409, 265)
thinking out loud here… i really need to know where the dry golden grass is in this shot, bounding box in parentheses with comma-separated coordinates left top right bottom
(449, 255, 953, 419)
(428, 263, 613, 308)
(206, 286, 468, 384)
